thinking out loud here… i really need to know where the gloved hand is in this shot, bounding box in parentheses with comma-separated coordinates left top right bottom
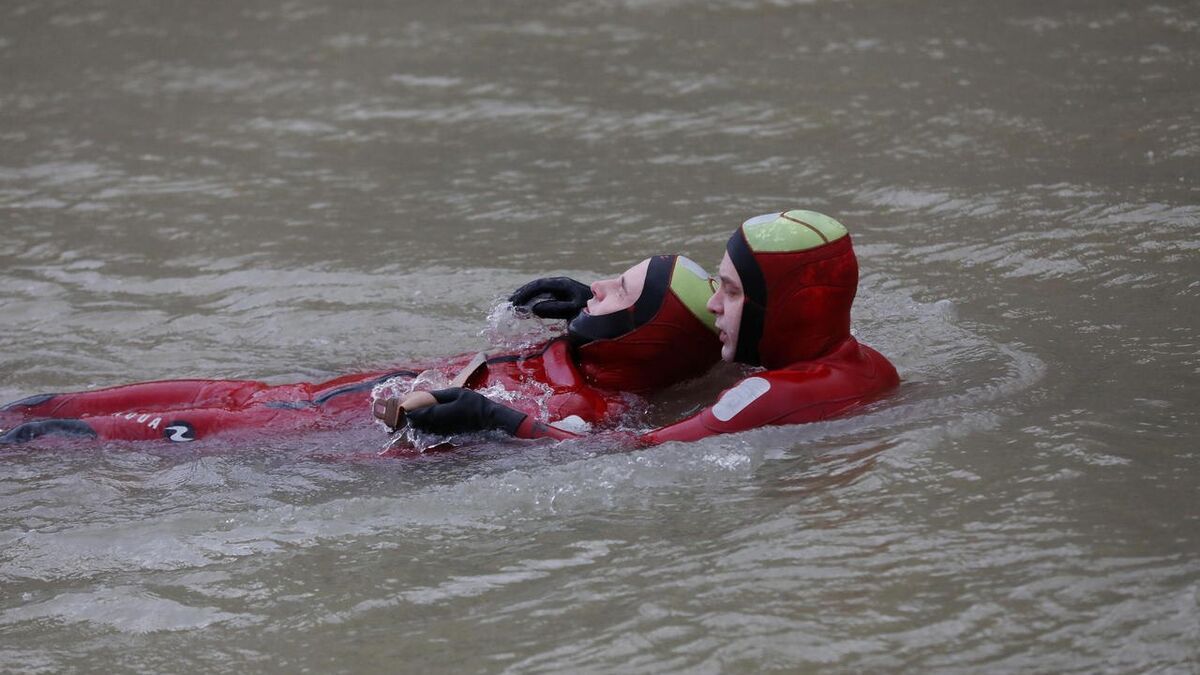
(508, 277, 593, 320)
(405, 388, 527, 436)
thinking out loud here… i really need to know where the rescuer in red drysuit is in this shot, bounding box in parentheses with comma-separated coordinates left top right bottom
(403, 210, 900, 444)
(0, 255, 721, 446)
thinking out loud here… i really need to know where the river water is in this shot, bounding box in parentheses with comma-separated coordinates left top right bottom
(1, 0, 1197, 672)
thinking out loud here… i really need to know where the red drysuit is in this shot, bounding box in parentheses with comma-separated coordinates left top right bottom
(1, 255, 721, 446)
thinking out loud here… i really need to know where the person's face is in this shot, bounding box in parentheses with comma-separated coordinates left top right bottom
(586, 259, 651, 316)
(706, 252, 744, 362)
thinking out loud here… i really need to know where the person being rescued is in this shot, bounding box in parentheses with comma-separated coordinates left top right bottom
(398, 209, 901, 444)
(0, 255, 722, 446)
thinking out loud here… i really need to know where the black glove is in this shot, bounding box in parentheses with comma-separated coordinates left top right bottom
(405, 388, 527, 436)
(508, 277, 593, 320)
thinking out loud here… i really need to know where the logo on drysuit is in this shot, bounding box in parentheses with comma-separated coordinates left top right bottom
(163, 421, 196, 442)
(116, 411, 197, 442)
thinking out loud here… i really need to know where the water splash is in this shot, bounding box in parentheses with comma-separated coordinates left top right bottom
(479, 299, 566, 351)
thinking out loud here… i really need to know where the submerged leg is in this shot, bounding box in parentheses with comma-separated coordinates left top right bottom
(1, 380, 270, 421)
(1, 405, 313, 445)
(0, 419, 98, 444)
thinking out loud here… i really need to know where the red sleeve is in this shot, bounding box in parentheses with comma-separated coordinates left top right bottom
(636, 409, 721, 445)
(508, 372, 821, 446)
(513, 416, 582, 441)
(4, 379, 269, 421)
(507, 358, 887, 448)
(637, 375, 767, 446)
(638, 369, 834, 446)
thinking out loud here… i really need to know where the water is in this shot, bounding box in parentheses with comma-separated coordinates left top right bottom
(2, 0, 1198, 671)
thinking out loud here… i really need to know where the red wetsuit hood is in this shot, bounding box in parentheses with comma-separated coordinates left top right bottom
(575, 291, 721, 394)
(727, 211, 858, 369)
(569, 255, 722, 395)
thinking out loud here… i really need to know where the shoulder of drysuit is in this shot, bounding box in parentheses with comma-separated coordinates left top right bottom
(766, 337, 898, 397)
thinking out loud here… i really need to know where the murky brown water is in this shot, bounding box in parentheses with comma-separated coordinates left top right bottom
(2, 0, 1198, 671)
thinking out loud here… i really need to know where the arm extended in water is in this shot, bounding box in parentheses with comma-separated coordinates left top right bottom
(401, 387, 732, 446)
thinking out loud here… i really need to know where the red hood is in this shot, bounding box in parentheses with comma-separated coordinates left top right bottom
(575, 292, 721, 394)
(729, 229, 857, 369)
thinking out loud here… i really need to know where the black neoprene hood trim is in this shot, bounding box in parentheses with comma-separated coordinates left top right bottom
(567, 255, 673, 347)
(726, 228, 766, 366)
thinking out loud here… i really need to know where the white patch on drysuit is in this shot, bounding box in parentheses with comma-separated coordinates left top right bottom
(549, 415, 592, 434)
(711, 377, 771, 422)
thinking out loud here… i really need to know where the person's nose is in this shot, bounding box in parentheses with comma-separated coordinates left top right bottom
(706, 291, 722, 315)
(590, 280, 606, 301)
